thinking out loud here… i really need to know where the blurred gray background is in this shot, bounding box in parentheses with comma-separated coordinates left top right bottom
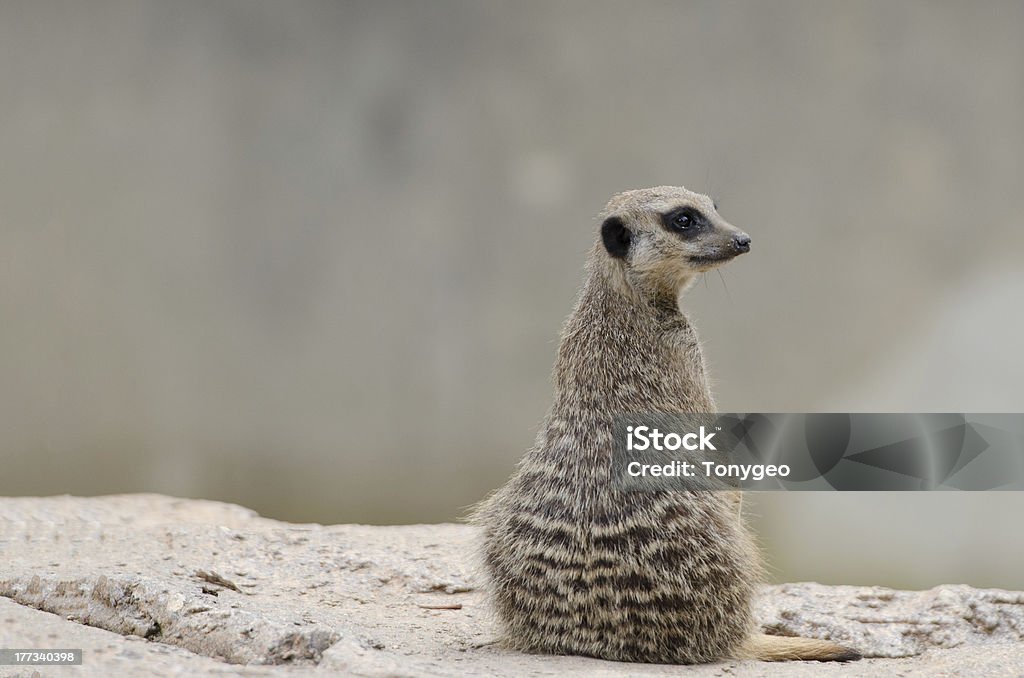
(3, 1, 1023, 589)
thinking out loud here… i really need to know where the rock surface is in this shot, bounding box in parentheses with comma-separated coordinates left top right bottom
(1, 494, 1023, 677)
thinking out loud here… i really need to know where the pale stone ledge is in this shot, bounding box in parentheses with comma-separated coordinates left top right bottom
(1, 495, 1022, 677)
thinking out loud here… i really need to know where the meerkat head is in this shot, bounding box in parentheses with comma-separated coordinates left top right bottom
(595, 186, 751, 306)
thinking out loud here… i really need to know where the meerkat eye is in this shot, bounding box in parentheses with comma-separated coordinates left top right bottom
(672, 213, 691, 229)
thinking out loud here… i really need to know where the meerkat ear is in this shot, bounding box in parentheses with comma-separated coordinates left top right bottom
(601, 216, 631, 259)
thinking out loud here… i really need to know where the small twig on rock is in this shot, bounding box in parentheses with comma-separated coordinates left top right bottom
(194, 569, 242, 593)
(469, 639, 499, 649)
(417, 603, 463, 610)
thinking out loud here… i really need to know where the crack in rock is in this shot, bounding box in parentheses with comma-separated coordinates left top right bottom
(0, 575, 340, 665)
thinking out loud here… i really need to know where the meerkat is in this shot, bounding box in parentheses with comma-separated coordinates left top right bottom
(471, 186, 860, 664)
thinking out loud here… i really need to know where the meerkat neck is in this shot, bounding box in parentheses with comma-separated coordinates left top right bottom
(589, 248, 693, 316)
(592, 253, 689, 319)
(549, 255, 705, 423)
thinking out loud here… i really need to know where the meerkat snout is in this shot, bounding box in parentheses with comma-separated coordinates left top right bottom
(732, 233, 752, 253)
(656, 202, 751, 269)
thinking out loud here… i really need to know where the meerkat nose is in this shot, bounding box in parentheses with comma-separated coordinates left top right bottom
(732, 234, 751, 253)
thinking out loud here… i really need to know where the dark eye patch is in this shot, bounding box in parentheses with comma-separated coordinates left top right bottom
(660, 206, 709, 239)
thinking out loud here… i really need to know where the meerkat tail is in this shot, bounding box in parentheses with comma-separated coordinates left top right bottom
(736, 634, 862, 662)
